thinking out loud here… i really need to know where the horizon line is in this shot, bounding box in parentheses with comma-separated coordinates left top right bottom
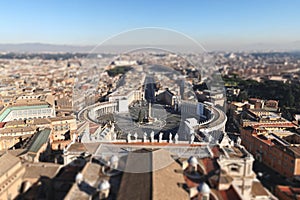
(0, 42, 300, 53)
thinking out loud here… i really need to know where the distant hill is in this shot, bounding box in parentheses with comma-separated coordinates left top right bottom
(0, 43, 198, 54)
(0, 43, 174, 53)
(0, 42, 300, 53)
(0, 43, 93, 53)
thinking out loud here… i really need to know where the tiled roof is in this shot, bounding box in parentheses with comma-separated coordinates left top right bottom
(219, 186, 242, 200)
(276, 185, 300, 198)
(117, 149, 152, 200)
(251, 181, 269, 197)
(117, 149, 189, 200)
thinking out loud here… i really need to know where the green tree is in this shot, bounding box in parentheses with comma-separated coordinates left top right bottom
(285, 89, 295, 107)
(237, 91, 248, 102)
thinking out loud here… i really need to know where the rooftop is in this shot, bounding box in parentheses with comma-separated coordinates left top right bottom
(67, 142, 87, 153)
(251, 181, 269, 197)
(276, 185, 300, 198)
(117, 149, 188, 200)
(0, 152, 20, 176)
(117, 149, 152, 200)
(65, 162, 102, 200)
(23, 162, 61, 180)
(48, 116, 75, 122)
(222, 146, 246, 159)
(219, 186, 242, 200)
(27, 128, 51, 153)
(0, 126, 36, 135)
(0, 104, 50, 122)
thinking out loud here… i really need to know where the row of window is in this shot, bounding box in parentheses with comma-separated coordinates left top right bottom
(11, 108, 52, 116)
(53, 125, 69, 131)
(13, 116, 51, 121)
(1, 132, 33, 136)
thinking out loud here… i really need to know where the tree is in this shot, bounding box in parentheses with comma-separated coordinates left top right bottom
(237, 91, 248, 102)
(285, 89, 295, 107)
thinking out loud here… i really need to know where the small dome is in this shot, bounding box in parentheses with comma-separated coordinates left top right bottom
(75, 173, 83, 183)
(98, 180, 110, 191)
(188, 156, 198, 165)
(110, 155, 119, 164)
(197, 182, 210, 194)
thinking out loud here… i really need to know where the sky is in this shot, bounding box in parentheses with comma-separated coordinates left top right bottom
(1, 0, 300, 50)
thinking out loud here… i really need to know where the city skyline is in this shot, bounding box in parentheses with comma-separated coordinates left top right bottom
(1, 1, 300, 199)
(1, 0, 300, 51)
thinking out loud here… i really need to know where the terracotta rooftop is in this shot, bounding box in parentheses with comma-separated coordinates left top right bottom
(219, 186, 242, 200)
(200, 157, 218, 174)
(251, 181, 269, 197)
(153, 159, 189, 199)
(4, 120, 26, 127)
(48, 116, 75, 122)
(32, 118, 51, 125)
(0, 122, 5, 128)
(254, 134, 274, 146)
(252, 122, 296, 129)
(276, 185, 300, 198)
(211, 146, 221, 158)
(0, 126, 36, 134)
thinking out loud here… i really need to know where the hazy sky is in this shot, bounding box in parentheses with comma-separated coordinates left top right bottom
(1, 0, 300, 50)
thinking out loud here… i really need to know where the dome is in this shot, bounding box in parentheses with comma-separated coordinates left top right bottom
(98, 180, 110, 191)
(110, 155, 119, 164)
(75, 173, 83, 183)
(188, 156, 198, 165)
(197, 182, 210, 194)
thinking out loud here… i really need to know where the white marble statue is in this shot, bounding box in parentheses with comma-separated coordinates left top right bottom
(112, 132, 117, 141)
(169, 133, 172, 143)
(150, 131, 155, 143)
(190, 134, 195, 144)
(174, 133, 179, 144)
(237, 137, 241, 145)
(159, 132, 163, 143)
(127, 133, 131, 143)
(143, 132, 147, 142)
(134, 132, 138, 141)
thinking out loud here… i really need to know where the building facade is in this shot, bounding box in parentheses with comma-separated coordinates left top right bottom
(0, 153, 25, 200)
(241, 127, 300, 179)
